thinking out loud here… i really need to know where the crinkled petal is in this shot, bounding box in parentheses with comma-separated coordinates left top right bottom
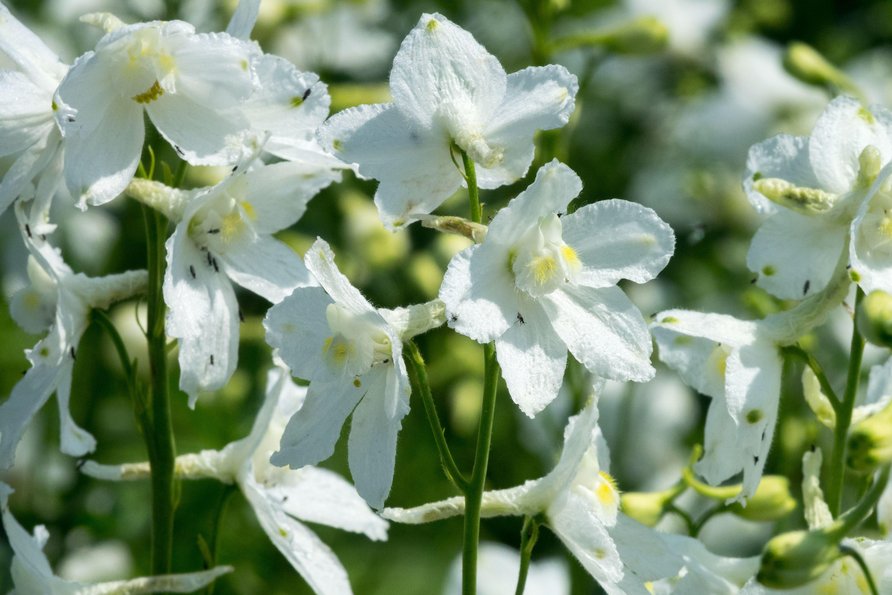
(270, 376, 364, 470)
(389, 13, 506, 129)
(0, 363, 64, 469)
(439, 243, 519, 343)
(743, 134, 817, 214)
(164, 227, 239, 405)
(562, 200, 675, 288)
(496, 299, 567, 417)
(542, 285, 653, 383)
(320, 103, 460, 228)
(747, 209, 847, 300)
(241, 473, 353, 595)
(265, 286, 333, 380)
(268, 466, 388, 540)
(304, 238, 377, 316)
(487, 160, 582, 245)
(219, 236, 312, 303)
(347, 367, 408, 509)
(382, 483, 538, 524)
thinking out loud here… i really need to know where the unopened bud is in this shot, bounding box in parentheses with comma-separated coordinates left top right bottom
(757, 529, 840, 589)
(621, 490, 673, 527)
(857, 290, 892, 348)
(847, 399, 892, 473)
(419, 215, 488, 243)
(729, 476, 797, 522)
(551, 17, 668, 56)
(751, 177, 835, 215)
(783, 42, 862, 98)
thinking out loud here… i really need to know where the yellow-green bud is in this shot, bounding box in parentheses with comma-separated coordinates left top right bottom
(757, 529, 840, 589)
(419, 215, 488, 244)
(729, 476, 797, 522)
(751, 177, 835, 215)
(620, 491, 669, 527)
(857, 290, 892, 348)
(847, 399, 892, 473)
(783, 42, 862, 98)
(551, 17, 668, 56)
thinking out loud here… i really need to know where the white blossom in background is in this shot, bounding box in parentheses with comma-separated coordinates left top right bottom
(82, 367, 386, 595)
(53, 16, 260, 206)
(265, 238, 435, 508)
(0, 2, 68, 230)
(127, 158, 339, 403)
(320, 12, 578, 228)
(440, 160, 674, 416)
(623, 0, 728, 56)
(383, 401, 759, 593)
(443, 542, 570, 595)
(744, 96, 892, 299)
(0, 482, 232, 594)
(0, 204, 147, 469)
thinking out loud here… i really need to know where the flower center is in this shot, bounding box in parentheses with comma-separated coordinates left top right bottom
(511, 214, 580, 296)
(321, 303, 392, 378)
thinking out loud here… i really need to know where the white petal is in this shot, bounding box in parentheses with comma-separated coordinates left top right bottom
(170, 32, 257, 108)
(267, 466, 388, 540)
(652, 309, 758, 347)
(0, 71, 53, 157)
(549, 491, 622, 586)
(747, 210, 847, 300)
(85, 566, 233, 594)
(495, 299, 567, 417)
(534, 402, 601, 502)
(486, 160, 582, 245)
(320, 104, 460, 228)
(220, 236, 312, 303)
(0, 363, 64, 469)
(241, 473, 353, 595)
(542, 285, 654, 383)
(0, 134, 57, 213)
(381, 484, 537, 524)
(304, 238, 376, 316)
(389, 13, 506, 129)
(54, 363, 96, 457)
(347, 367, 408, 509)
(270, 376, 364, 469)
(861, 359, 892, 418)
(809, 96, 892, 193)
(0, 4, 66, 87)
(265, 287, 333, 380)
(694, 395, 742, 487)
(2, 507, 54, 582)
(743, 134, 817, 214)
(851, 179, 892, 295)
(225, 0, 260, 39)
(562, 200, 675, 288)
(147, 93, 248, 166)
(163, 227, 239, 404)
(439, 243, 519, 343)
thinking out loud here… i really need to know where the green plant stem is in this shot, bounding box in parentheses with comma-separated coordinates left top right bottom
(827, 288, 866, 517)
(91, 309, 136, 385)
(206, 485, 236, 595)
(142, 204, 177, 576)
(782, 345, 841, 409)
(839, 544, 879, 595)
(461, 150, 482, 224)
(404, 341, 468, 491)
(515, 516, 540, 595)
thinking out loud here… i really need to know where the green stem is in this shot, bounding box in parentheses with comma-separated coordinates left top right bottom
(833, 465, 890, 537)
(515, 516, 540, 595)
(205, 485, 236, 595)
(460, 150, 482, 224)
(839, 545, 879, 595)
(91, 309, 136, 385)
(665, 503, 696, 536)
(142, 204, 177, 575)
(404, 341, 468, 491)
(782, 345, 841, 409)
(827, 288, 866, 516)
(462, 342, 500, 595)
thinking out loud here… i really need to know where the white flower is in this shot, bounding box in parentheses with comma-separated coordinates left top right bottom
(54, 18, 260, 206)
(744, 95, 892, 299)
(440, 160, 674, 416)
(264, 238, 415, 508)
(382, 401, 759, 593)
(623, 0, 728, 56)
(0, 204, 147, 469)
(320, 12, 578, 228)
(0, 482, 231, 594)
(82, 367, 386, 595)
(442, 542, 570, 595)
(0, 3, 68, 230)
(127, 158, 338, 403)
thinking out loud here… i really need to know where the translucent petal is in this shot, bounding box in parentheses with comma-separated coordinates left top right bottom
(304, 238, 376, 317)
(219, 235, 312, 304)
(264, 287, 333, 381)
(0, 363, 64, 469)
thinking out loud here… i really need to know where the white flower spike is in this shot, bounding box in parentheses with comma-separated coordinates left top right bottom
(0, 204, 147, 469)
(264, 238, 417, 508)
(81, 367, 386, 595)
(1, 482, 232, 594)
(440, 160, 674, 416)
(320, 13, 578, 228)
(54, 18, 260, 206)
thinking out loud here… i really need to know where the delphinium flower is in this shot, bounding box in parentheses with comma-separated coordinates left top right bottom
(0, 2, 68, 229)
(1, 483, 232, 594)
(265, 238, 445, 508)
(0, 204, 147, 469)
(126, 158, 340, 403)
(744, 95, 892, 299)
(320, 12, 578, 228)
(53, 16, 260, 206)
(439, 160, 674, 416)
(383, 400, 759, 593)
(82, 367, 387, 595)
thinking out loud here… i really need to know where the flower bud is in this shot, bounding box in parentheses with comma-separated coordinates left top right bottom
(729, 476, 797, 522)
(757, 529, 840, 589)
(783, 42, 861, 98)
(551, 17, 668, 56)
(620, 491, 670, 527)
(847, 399, 892, 473)
(857, 290, 892, 348)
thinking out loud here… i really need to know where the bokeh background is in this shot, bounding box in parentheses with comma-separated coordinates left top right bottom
(2, 0, 892, 593)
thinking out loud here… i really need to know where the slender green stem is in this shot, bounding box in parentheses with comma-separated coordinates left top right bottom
(665, 503, 696, 536)
(840, 545, 879, 595)
(205, 485, 236, 595)
(460, 150, 482, 224)
(404, 341, 468, 491)
(515, 516, 540, 595)
(91, 309, 135, 383)
(834, 465, 890, 537)
(782, 345, 841, 409)
(827, 288, 866, 516)
(142, 204, 177, 575)
(462, 342, 500, 595)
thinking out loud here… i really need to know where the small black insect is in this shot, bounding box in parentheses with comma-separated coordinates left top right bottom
(238, 309, 245, 323)
(450, 314, 458, 323)
(382, 358, 390, 364)
(211, 257, 219, 273)
(206, 252, 213, 267)
(207, 228, 220, 235)
(302, 88, 312, 100)
(65, 115, 75, 123)
(803, 280, 810, 295)
(174, 145, 185, 156)
(209, 354, 215, 366)
(231, 165, 238, 173)
(24, 224, 31, 238)
(516, 312, 525, 324)
(189, 265, 196, 279)
(70, 347, 77, 360)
